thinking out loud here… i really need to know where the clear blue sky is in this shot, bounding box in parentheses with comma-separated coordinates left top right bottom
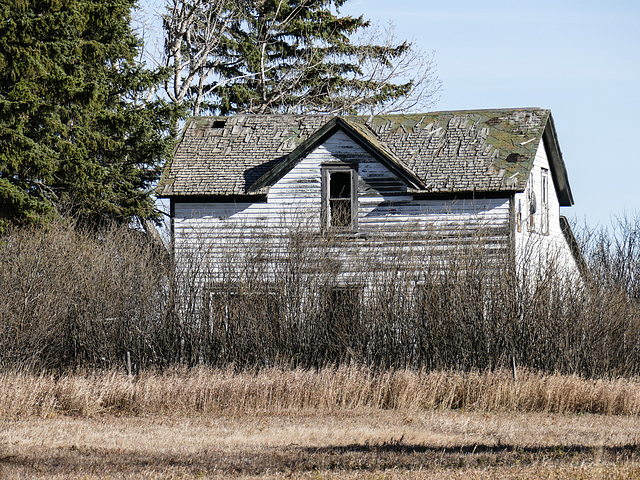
(338, 0, 640, 227)
(139, 0, 639, 227)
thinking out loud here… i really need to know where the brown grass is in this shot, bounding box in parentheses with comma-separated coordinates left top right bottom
(3, 366, 640, 418)
(2, 410, 640, 479)
(3, 368, 640, 478)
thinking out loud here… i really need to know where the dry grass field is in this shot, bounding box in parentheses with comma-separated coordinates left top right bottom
(2, 411, 640, 479)
(2, 367, 640, 479)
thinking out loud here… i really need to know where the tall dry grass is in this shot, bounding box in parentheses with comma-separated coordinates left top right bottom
(2, 366, 640, 418)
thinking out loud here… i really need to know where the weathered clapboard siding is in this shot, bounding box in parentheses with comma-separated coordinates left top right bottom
(173, 131, 513, 285)
(513, 140, 580, 278)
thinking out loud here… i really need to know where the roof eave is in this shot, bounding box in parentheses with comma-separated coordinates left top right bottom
(156, 118, 198, 198)
(544, 113, 574, 207)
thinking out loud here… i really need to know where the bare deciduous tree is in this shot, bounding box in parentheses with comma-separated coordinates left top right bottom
(162, 0, 236, 116)
(162, 0, 441, 116)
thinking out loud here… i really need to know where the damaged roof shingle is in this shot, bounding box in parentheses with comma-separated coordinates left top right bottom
(157, 108, 571, 204)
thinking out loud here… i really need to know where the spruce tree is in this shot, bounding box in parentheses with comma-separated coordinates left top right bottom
(163, 0, 439, 116)
(0, 0, 175, 230)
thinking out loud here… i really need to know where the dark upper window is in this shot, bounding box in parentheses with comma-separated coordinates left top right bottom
(322, 166, 357, 231)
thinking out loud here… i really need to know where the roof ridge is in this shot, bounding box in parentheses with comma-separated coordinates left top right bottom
(182, 107, 549, 122)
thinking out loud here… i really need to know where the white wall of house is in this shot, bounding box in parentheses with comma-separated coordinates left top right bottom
(173, 130, 513, 285)
(513, 140, 581, 280)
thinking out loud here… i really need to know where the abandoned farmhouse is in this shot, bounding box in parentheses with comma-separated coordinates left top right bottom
(157, 108, 583, 292)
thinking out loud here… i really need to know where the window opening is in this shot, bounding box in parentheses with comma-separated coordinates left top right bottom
(329, 171, 352, 227)
(206, 286, 281, 331)
(541, 168, 549, 235)
(527, 177, 536, 232)
(322, 166, 357, 231)
(324, 286, 361, 335)
(317, 285, 361, 363)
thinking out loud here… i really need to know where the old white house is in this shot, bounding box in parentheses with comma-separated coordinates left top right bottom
(157, 108, 584, 289)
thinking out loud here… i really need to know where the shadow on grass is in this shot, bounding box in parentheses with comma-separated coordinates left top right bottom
(2, 442, 639, 476)
(309, 441, 640, 456)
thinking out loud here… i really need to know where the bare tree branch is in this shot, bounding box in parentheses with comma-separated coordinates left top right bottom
(161, 0, 441, 116)
(162, 0, 235, 115)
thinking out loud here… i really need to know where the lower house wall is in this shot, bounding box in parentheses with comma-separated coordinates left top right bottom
(172, 195, 513, 291)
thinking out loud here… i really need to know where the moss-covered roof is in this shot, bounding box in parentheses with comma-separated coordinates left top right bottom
(157, 108, 573, 205)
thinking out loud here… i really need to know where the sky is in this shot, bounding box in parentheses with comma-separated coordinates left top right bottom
(337, 0, 640, 227)
(139, 0, 639, 228)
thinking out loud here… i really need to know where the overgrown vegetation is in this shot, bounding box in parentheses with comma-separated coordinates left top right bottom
(1, 215, 639, 376)
(0, 220, 177, 370)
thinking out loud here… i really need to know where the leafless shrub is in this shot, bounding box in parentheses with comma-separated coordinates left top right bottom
(0, 220, 179, 371)
(168, 216, 640, 375)
(579, 213, 640, 304)
(1, 214, 639, 376)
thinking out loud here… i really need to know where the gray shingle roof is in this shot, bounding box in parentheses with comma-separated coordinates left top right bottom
(157, 108, 572, 204)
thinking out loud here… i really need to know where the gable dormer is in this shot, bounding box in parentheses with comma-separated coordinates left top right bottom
(247, 117, 425, 194)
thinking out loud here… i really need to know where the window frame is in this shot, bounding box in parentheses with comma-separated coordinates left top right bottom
(321, 164, 358, 232)
(540, 167, 550, 235)
(527, 176, 536, 233)
(323, 284, 363, 331)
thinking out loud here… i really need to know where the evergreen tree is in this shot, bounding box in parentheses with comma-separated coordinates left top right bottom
(0, 0, 175, 230)
(163, 0, 439, 116)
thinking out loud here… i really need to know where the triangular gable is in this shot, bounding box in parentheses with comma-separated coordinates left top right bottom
(247, 117, 426, 193)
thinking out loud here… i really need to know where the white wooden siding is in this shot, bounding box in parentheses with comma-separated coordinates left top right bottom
(174, 130, 512, 284)
(514, 141, 581, 279)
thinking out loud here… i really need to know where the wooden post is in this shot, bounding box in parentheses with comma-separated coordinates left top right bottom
(512, 355, 518, 389)
(126, 351, 132, 376)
